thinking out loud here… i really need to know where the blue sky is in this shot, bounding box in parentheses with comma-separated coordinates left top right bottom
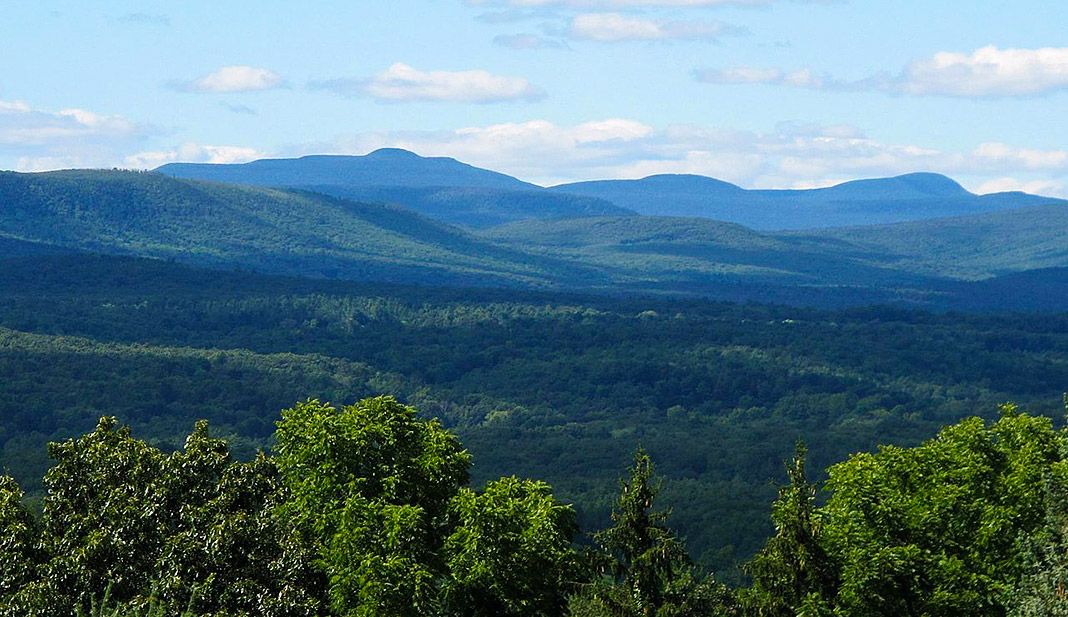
(3, 1, 1068, 194)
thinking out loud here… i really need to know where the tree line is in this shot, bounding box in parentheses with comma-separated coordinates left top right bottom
(2, 396, 1066, 616)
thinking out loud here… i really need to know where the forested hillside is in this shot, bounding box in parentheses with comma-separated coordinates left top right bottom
(0, 169, 583, 287)
(3, 169, 1068, 309)
(298, 184, 632, 228)
(481, 216, 933, 287)
(793, 202, 1068, 279)
(2, 253, 1067, 580)
(2, 167, 1067, 584)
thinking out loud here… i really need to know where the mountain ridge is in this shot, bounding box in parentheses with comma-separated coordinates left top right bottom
(4, 165, 1068, 309)
(158, 148, 538, 191)
(0, 169, 597, 288)
(156, 149, 632, 228)
(551, 171, 1066, 230)
(156, 149, 1067, 231)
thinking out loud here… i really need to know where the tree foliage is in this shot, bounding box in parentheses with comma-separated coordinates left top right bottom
(3, 390, 1068, 616)
(0, 398, 584, 616)
(1009, 458, 1068, 616)
(1009, 398, 1068, 616)
(572, 450, 736, 617)
(272, 395, 582, 616)
(274, 396, 471, 616)
(819, 406, 1063, 616)
(0, 475, 38, 601)
(1, 417, 324, 616)
(444, 476, 580, 616)
(740, 442, 836, 616)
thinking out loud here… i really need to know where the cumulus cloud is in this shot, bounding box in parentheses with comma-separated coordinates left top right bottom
(289, 118, 1068, 195)
(570, 12, 743, 41)
(698, 46, 1068, 98)
(175, 66, 285, 93)
(902, 46, 1068, 97)
(0, 99, 152, 170)
(309, 63, 545, 103)
(0, 99, 267, 173)
(974, 177, 1065, 196)
(973, 142, 1068, 170)
(0, 102, 142, 146)
(124, 143, 267, 169)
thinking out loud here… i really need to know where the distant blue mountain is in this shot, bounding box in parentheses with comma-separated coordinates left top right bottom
(809, 172, 969, 200)
(158, 150, 1066, 231)
(158, 148, 537, 190)
(550, 172, 1065, 230)
(156, 149, 631, 228)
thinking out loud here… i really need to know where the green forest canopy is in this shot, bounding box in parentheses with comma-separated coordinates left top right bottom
(2, 254, 1068, 580)
(1, 397, 1066, 616)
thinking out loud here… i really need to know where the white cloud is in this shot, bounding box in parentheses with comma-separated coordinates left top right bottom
(790, 178, 848, 189)
(570, 118, 654, 142)
(0, 99, 152, 170)
(0, 101, 33, 113)
(0, 101, 142, 147)
(14, 156, 108, 172)
(973, 142, 1068, 170)
(309, 63, 545, 103)
(903, 46, 1068, 97)
(177, 66, 285, 93)
(0, 100, 267, 172)
(124, 143, 267, 169)
(974, 177, 1065, 196)
(699, 46, 1068, 98)
(570, 12, 740, 41)
(290, 118, 1068, 195)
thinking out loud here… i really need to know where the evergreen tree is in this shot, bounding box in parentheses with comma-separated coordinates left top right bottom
(570, 449, 736, 617)
(740, 442, 837, 616)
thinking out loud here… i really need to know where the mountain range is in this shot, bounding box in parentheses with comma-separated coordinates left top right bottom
(0, 149, 1065, 310)
(159, 149, 633, 229)
(158, 149, 1066, 230)
(550, 172, 1064, 230)
(0, 169, 580, 288)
